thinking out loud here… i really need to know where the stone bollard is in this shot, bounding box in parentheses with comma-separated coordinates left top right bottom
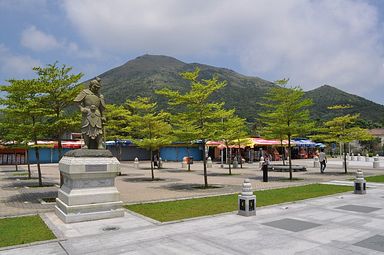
(238, 179, 256, 216)
(373, 156, 380, 168)
(233, 158, 239, 169)
(159, 157, 163, 168)
(133, 157, 139, 168)
(354, 170, 366, 194)
(365, 154, 370, 162)
(259, 156, 264, 167)
(313, 156, 320, 168)
(182, 157, 188, 168)
(346, 153, 350, 161)
(207, 157, 213, 168)
(357, 153, 362, 161)
(351, 153, 356, 161)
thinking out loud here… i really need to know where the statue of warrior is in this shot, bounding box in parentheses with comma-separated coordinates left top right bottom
(74, 77, 106, 149)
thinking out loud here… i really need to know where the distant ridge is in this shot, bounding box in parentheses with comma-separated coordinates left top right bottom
(97, 54, 384, 125)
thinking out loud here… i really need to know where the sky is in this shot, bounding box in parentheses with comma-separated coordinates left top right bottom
(1, 0, 384, 105)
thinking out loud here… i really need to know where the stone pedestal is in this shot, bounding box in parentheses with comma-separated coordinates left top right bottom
(354, 170, 366, 195)
(313, 156, 320, 168)
(238, 179, 256, 217)
(55, 149, 124, 223)
(373, 157, 380, 168)
(233, 158, 239, 169)
(207, 157, 213, 168)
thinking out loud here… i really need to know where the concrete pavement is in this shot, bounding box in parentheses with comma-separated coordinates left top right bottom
(1, 184, 384, 254)
(1, 158, 384, 254)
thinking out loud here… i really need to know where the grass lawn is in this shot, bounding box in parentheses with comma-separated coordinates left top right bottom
(365, 175, 384, 183)
(0, 215, 56, 248)
(126, 184, 353, 222)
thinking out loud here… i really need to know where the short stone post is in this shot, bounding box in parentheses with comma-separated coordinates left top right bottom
(365, 154, 370, 162)
(313, 156, 320, 168)
(238, 179, 256, 216)
(357, 153, 362, 161)
(373, 156, 380, 168)
(259, 156, 264, 167)
(354, 170, 366, 194)
(133, 157, 139, 168)
(207, 157, 213, 168)
(233, 158, 239, 169)
(351, 153, 356, 161)
(182, 157, 188, 168)
(159, 157, 163, 168)
(346, 153, 350, 161)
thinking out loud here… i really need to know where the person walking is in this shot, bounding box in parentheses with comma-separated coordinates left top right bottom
(319, 149, 327, 173)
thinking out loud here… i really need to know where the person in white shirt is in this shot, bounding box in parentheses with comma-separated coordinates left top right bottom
(319, 149, 327, 173)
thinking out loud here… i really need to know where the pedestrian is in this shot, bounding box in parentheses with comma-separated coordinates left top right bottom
(153, 154, 158, 168)
(319, 149, 327, 173)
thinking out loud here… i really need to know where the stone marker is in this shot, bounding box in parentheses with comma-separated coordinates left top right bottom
(373, 156, 380, 168)
(133, 157, 139, 168)
(233, 158, 238, 169)
(207, 157, 213, 168)
(238, 179, 256, 216)
(313, 156, 320, 168)
(55, 149, 124, 223)
(354, 169, 366, 195)
(365, 154, 370, 162)
(357, 153, 362, 161)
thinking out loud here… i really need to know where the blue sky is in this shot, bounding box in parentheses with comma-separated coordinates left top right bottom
(1, 0, 384, 105)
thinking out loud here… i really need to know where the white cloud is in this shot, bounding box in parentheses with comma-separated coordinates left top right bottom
(21, 26, 62, 51)
(0, 44, 41, 79)
(62, 0, 384, 103)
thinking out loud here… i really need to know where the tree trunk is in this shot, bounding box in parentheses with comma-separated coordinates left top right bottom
(281, 140, 286, 166)
(203, 140, 208, 188)
(25, 148, 31, 179)
(238, 141, 243, 168)
(226, 142, 232, 175)
(34, 143, 43, 187)
(288, 135, 292, 180)
(343, 143, 348, 174)
(150, 149, 154, 180)
(187, 147, 191, 171)
(14, 152, 18, 171)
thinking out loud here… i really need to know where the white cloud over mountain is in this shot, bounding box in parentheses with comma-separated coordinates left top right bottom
(62, 0, 384, 102)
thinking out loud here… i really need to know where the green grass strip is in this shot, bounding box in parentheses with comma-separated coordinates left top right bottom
(365, 175, 384, 183)
(0, 215, 56, 248)
(126, 184, 353, 222)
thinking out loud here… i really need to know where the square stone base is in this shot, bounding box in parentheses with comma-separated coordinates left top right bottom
(55, 205, 125, 223)
(238, 195, 256, 216)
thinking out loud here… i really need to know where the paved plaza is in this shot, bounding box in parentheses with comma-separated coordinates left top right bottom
(0, 158, 384, 254)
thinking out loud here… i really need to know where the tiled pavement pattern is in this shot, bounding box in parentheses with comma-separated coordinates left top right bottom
(0, 158, 384, 254)
(1, 158, 384, 217)
(1, 181, 384, 254)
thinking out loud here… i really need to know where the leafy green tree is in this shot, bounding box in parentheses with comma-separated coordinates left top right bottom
(258, 79, 314, 180)
(157, 68, 229, 187)
(104, 104, 132, 160)
(0, 79, 48, 186)
(34, 62, 83, 159)
(218, 110, 248, 174)
(126, 97, 173, 180)
(312, 105, 372, 173)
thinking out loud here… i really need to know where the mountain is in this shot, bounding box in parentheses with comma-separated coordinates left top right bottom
(97, 54, 384, 125)
(305, 85, 384, 123)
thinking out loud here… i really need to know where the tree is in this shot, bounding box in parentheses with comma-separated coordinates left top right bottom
(258, 79, 314, 180)
(312, 105, 372, 173)
(34, 62, 83, 159)
(0, 79, 48, 186)
(157, 68, 229, 188)
(104, 104, 132, 160)
(218, 110, 248, 174)
(126, 97, 173, 180)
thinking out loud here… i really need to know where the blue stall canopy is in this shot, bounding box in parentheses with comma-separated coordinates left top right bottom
(105, 140, 133, 146)
(293, 138, 324, 148)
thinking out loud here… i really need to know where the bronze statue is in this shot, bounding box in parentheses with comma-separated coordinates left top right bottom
(74, 77, 106, 149)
